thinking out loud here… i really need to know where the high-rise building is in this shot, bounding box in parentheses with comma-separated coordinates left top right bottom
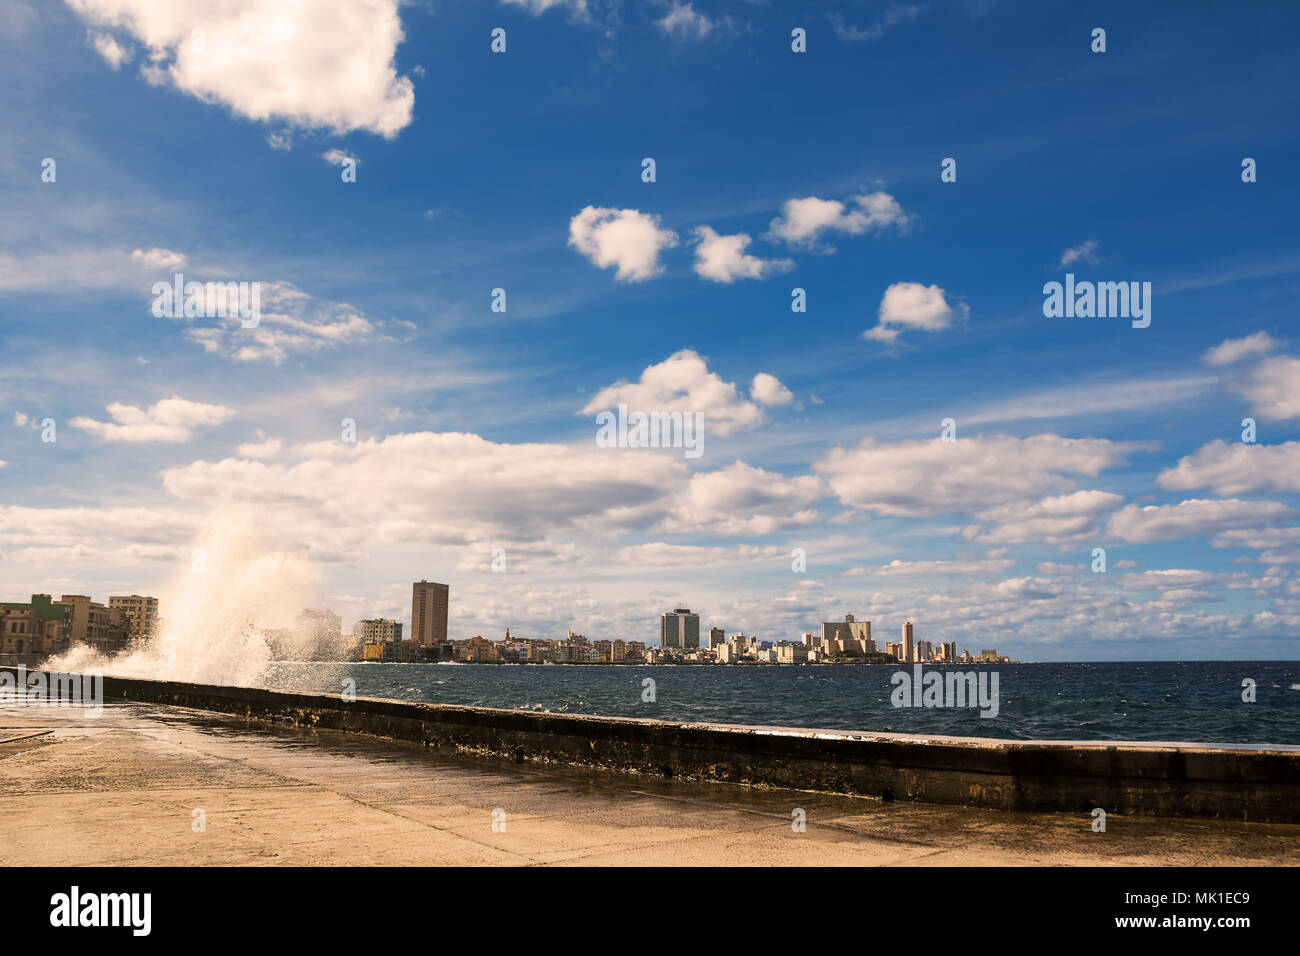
(820, 614, 874, 656)
(55, 595, 129, 654)
(661, 608, 700, 649)
(355, 619, 403, 661)
(411, 581, 449, 647)
(902, 621, 914, 663)
(109, 595, 159, 643)
(709, 626, 725, 649)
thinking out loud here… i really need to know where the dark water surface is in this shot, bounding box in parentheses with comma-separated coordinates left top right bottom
(264, 660, 1300, 746)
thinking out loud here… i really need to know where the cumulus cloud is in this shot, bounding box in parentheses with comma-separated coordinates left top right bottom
(162, 431, 690, 552)
(965, 489, 1124, 545)
(581, 349, 787, 436)
(70, 396, 234, 443)
(662, 461, 823, 536)
(750, 372, 793, 406)
(816, 434, 1135, 518)
(691, 227, 793, 283)
(1058, 239, 1099, 268)
(864, 282, 968, 344)
(68, 0, 415, 137)
(1116, 569, 1254, 592)
(1211, 526, 1300, 551)
(767, 191, 911, 250)
(1107, 498, 1294, 544)
(990, 576, 1062, 601)
(0, 504, 196, 565)
(1158, 440, 1300, 496)
(1202, 331, 1281, 366)
(1226, 354, 1300, 422)
(568, 206, 679, 281)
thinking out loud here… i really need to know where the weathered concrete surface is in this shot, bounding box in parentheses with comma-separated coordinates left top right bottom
(4, 670, 1297, 822)
(2, 701, 1299, 866)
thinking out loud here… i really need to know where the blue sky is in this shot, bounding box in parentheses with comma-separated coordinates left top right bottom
(2, 0, 1299, 661)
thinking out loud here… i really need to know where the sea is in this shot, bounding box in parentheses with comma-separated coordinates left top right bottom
(263, 660, 1300, 746)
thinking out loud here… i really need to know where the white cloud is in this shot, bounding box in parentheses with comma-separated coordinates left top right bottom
(816, 434, 1135, 518)
(1058, 239, 1099, 267)
(827, 6, 923, 42)
(131, 247, 186, 271)
(1117, 569, 1254, 592)
(656, 2, 717, 40)
(864, 281, 968, 344)
(1211, 526, 1300, 551)
(965, 489, 1124, 545)
(869, 557, 1016, 578)
(501, 0, 589, 18)
(750, 372, 793, 406)
(1107, 498, 1294, 544)
(266, 130, 293, 151)
(990, 576, 1062, 601)
(1158, 440, 1300, 496)
(0, 504, 196, 565)
(691, 226, 793, 283)
(612, 542, 784, 568)
(91, 31, 131, 69)
(568, 206, 679, 281)
(13, 412, 28, 427)
(1227, 354, 1300, 422)
(321, 148, 358, 167)
(70, 396, 235, 443)
(68, 0, 415, 137)
(581, 349, 776, 436)
(1202, 331, 1281, 366)
(236, 437, 283, 458)
(162, 431, 690, 552)
(767, 191, 911, 250)
(183, 281, 378, 364)
(662, 461, 822, 536)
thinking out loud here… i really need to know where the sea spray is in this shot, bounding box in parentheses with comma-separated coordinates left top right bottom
(48, 511, 336, 689)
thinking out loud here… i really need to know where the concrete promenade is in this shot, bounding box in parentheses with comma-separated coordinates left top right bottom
(3, 701, 1299, 866)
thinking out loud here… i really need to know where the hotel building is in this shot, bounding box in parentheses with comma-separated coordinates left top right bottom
(412, 580, 449, 648)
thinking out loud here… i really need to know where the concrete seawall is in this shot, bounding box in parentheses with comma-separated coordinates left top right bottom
(8, 669, 1300, 822)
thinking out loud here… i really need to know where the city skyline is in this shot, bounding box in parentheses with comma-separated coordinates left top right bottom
(2, 2, 1299, 661)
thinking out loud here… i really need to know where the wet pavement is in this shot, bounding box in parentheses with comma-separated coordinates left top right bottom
(3, 701, 1299, 866)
